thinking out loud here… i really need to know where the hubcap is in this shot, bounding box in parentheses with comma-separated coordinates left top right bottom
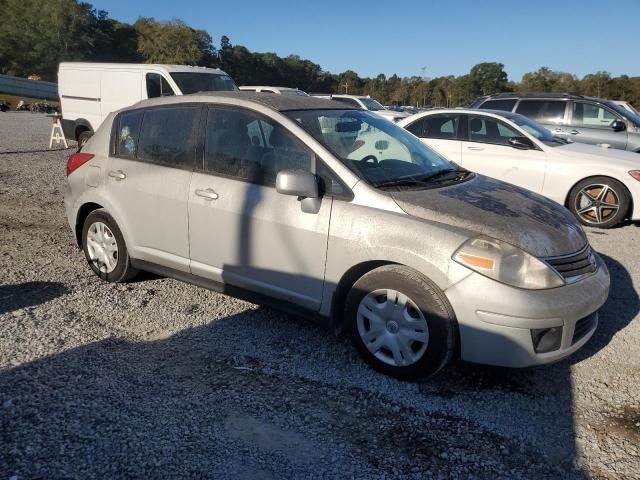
(575, 184, 620, 225)
(86, 222, 118, 274)
(356, 289, 429, 367)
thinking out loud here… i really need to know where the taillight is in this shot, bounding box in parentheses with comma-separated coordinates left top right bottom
(66, 153, 94, 176)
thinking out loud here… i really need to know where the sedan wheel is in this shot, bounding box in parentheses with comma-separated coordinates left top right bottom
(357, 289, 429, 367)
(86, 221, 119, 273)
(569, 177, 629, 229)
(346, 265, 456, 380)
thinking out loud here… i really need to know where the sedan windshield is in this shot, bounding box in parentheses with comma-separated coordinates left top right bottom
(605, 101, 640, 126)
(170, 73, 238, 94)
(284, 109, 459, 188)
(360, 97, 386, 111)
(499, 112, 568, 147)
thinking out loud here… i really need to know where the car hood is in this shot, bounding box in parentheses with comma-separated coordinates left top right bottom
(390, 174, 587, 258)
(555, 141, 640, 167)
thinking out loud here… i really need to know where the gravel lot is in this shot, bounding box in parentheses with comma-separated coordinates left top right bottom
(1, 112, 639, 479)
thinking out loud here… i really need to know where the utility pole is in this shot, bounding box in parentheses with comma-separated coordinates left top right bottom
(343, 82, 349, 94)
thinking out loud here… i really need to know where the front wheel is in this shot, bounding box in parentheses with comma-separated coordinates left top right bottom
(82, 209, 138, 282)
(346, 265, 456, 380)
(568, 177, 630, 228)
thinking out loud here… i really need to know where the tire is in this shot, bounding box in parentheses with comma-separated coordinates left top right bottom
(77, 130, 93, 149)
(568, 176, 630, 229)
(346, 265, 456, 380)
(81, 209, 138, 283)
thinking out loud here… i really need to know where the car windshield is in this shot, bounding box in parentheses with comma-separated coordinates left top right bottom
(284, 109, 459, 188)
(360, 97, 386, 111)
(170, 73, 238, 94)
(499, 112, 569, 147)
(604, 100, 640, 126)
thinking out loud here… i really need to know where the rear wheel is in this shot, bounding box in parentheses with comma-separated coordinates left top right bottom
(568, 177, 629, 228)
(346, 265, 456, 380)
(82, 209, 138, 282)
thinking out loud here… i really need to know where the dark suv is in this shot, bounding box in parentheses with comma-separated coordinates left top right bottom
(470, 93, 640, 153)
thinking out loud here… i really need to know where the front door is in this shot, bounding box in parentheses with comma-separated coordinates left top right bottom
(564, 101, 629, 150)
(459, 114, 547, 194)
(188, 106, 332, 310)
(107, 106, 200, 272)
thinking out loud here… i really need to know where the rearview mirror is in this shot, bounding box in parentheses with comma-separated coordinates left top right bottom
(276, 169, 319, 198)
(611, 120, 626, 132)
(508, 136, 535, 150)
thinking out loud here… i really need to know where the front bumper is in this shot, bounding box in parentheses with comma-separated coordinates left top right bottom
(445, 255, 610, 367)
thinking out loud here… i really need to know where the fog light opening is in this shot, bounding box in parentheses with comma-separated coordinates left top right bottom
(531, 327, 563, 353)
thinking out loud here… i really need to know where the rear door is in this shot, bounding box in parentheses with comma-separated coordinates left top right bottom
(404, 114, 463, 162)
(187, 105, 332, 310)
(566, 101, 628, 149)
(107, 105, 200, 272)
(460, 114, 547, 193)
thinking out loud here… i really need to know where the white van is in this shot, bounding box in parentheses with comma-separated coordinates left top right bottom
(58, 63, 237, 144)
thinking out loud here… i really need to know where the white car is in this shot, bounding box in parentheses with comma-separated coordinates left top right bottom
(612, 100, 640, 117)
(312, 94, 410, 123)
(398, 109, 640, 228)
(239, 86, 309, 96)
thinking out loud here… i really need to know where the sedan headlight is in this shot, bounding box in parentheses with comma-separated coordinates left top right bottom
(453, 236, 565, 290)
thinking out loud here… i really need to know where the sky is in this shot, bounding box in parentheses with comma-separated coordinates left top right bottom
(92, 0, 640, 81)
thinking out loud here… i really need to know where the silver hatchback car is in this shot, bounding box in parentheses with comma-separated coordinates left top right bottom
(64, 92, 610, 379)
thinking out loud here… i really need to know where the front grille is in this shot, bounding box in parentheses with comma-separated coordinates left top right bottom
(544, 246, 597, 281)
(572, 312, 598, 345)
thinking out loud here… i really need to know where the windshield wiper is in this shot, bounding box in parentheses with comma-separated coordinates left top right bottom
(375, 168, 470, 189)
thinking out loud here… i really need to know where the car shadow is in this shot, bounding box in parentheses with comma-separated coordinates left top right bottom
(0, 281, 68, 314)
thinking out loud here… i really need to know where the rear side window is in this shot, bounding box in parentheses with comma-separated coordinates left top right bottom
(115, 110, 144, 158)
(480, 99, 517, 111)
(516, 100, 566, 124)
(406, 115, 459, 139)
(137, 107, 199, 168)
(204, 107, 313, 186)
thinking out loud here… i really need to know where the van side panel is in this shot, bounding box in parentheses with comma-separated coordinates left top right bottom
(100, 70, 143, 122)
(59, 68, 102, 132)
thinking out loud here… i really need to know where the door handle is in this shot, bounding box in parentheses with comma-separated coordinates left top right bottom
(108, 170, 126, 180)
(195, 188, 219, 200)
(466, 146, 484, 151)
(568, 130, 580, 135)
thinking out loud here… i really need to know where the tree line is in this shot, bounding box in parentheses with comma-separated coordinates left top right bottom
(1, 0, 639, 107)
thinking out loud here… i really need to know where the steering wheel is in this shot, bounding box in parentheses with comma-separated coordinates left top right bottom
(361, 154, 379, 165)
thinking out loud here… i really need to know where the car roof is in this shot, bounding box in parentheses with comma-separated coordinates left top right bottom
(58, 62, 228, 74)
(239, 86, 301, 91)
(131, 91, 356, 112)
(398, 108, 529, 125)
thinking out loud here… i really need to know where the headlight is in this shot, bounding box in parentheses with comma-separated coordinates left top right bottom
(453, 236, 565, 290)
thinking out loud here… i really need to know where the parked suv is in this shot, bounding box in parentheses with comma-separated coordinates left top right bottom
(64, 92, 609, 380)
(470, 93, 640, 153)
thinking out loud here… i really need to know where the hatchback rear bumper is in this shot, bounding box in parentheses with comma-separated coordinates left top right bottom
(445, 255, 610, 367)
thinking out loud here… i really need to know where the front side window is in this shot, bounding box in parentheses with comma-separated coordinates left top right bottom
(571, 102, 619, 129)
(146, 73, 175, 99)
(169, 73, 238, 94)
(516, 100, 566, 124)
(480, 99, 517, 111)
(285, 109, 454, 188)
(115, 110, 144, 158)
(137, 107, 199, 167)
(205, 107, 312, 185)
(468, 115, 520, 146)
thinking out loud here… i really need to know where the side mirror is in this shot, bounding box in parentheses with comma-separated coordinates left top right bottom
(611, 120, 627, 132)
(276, 169, 319, 198)
(508, 136, 535, 150)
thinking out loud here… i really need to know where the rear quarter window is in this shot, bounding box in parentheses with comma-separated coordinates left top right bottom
(115, 110, 144, 158)
(479, 99, 517, 111)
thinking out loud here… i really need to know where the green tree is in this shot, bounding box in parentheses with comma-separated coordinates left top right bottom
(581, 71, 612, 98)
(134, 17, 212, 65)
(469, 62, 509, 96)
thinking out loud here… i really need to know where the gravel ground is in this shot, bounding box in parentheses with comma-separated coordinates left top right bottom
(1, 112, 639, 479)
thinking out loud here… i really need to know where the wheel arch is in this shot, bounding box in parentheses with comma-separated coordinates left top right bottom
(564, 174, 633, 219)
(75, 202, 104, 246)
(74, 118, 94, 140)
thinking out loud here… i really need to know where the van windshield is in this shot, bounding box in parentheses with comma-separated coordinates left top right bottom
(170, 73, 238, 94)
